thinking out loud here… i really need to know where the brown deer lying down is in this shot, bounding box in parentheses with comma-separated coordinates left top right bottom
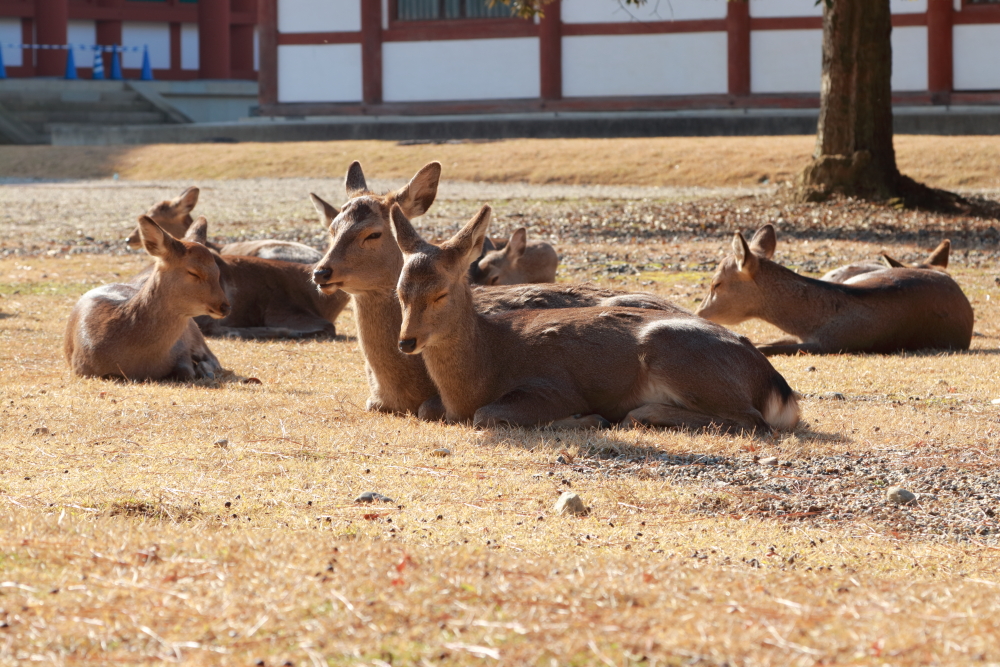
(125, 187, 323, 264)
(309, 161, 685, 420)
(469, 228, 558, 285)
(697, 226, 973, 356)
(389, 204, 799, 433)
(821, 239, 950, 284)
(65, 216, 227, 381)
(181, 218, 349, 339)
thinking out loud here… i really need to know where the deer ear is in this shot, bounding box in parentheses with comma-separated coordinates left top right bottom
(928, 239, 950, 268)
(880, 252, 904, 268)
(395, 162, 441, 218)
(389, 204, 426, 255)
(346, 161, 368, 197)
(445, 205, 492, 267)
(310, 193, 339, 227)
(175, 187, 200, 213)
(749, 224, 776, 259)
(732, 232, 758, 274)
(138, 215, 183, 260)
(481, 236, 497, 254)
(183, 216, 210, 245)
(506, 227, 527, 261)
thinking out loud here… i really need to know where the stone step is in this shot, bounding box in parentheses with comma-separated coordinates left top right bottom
(18, 110, 165, 125)
(0, 99, 153, 113)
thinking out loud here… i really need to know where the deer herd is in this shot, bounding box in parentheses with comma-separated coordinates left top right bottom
(64, 161, 975, 437)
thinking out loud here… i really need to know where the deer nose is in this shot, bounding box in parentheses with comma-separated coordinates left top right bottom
(398, 338, 417, 354)
(312, 266, 332, 284)
(219, 302, 231, 316)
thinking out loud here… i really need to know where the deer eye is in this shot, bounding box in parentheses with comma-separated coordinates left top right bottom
(433, 293, 448, 303)
(188, 271, 202, 280)
(365, 232, 382, 242)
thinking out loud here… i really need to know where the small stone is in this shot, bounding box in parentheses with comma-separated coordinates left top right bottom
(554, 492, 589, 516)
(805, 366, 817, 372)
(886, 486, 917, 506)
(991, 398, 1000, 405)
(32, 427, 49, 436)
(355, 491, 394, 504)
(760, 456, 779, 467)
(213, 438, 229, 449)
(555, 455, 568, 464)
(430, 448, 451, 457)
(820, 392, 846, 400)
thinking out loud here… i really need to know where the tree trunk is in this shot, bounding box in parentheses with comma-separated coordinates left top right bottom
(799, 0, 900, 201)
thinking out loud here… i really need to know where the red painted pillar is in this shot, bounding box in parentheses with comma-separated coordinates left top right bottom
(361, 0, 383, 105)
(170, 23, 182, 76)
(35, 0, 69, 76)
(727, 0, 750, 97)
(199, 0, 232, 79)
(96, 21, 122, 76)
(20, 18, 35, 76)
(927, 0, 953, 104)
(539, 0, 562, 102)
(231, 24, 256, 78)
(258, 0, 278, 105)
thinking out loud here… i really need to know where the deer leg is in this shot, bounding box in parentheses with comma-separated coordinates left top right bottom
(264, 308, 337, 338)
(756, 339, 822, 356)
(472, 385, 602, 428)
(624, 403, 771, 437)
(417, 395, 447, 422)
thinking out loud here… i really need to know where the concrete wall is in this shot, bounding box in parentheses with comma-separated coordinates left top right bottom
(751, 29, 822, 93)
(278, 44, 363, 102)
(383, 38, 540, 102)
(279, 0, 361, 33)
(562, 32, 728, 97)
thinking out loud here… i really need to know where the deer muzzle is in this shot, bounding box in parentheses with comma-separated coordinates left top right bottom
(398, 338, 417, 354)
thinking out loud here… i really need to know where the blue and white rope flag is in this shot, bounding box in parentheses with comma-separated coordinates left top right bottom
(92, 46, 104, 80)
(0, 43, 147, 79)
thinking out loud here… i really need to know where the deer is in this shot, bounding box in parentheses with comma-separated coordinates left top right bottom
(125, 186, 323, 264)
(65, 216, 228, 381)
(469, 228, 558, 285)
(388, 203, 799, 433)
(310, 161, 687, 420)
(696, 226, 973, 356)
(181, 218, 349, 339)
(821, 239, 951, 284)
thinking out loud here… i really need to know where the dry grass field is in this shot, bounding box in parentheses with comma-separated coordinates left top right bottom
(1, 138, 1000, 665)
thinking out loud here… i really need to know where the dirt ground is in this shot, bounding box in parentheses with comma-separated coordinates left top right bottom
(1, 144, 1000, 664)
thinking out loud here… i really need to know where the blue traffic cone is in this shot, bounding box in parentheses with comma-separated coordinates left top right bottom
(110, 44, 123, 80)
(64, 46, 78, 80)
(140, 45, 153, 80)
(92, 46, 104, 79)
(0, 44, 6, 79)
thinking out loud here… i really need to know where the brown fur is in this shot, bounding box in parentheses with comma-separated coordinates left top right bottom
(126, 187, 322, 264)
(390, 204, 798, 434)
(65, 216, 227, 381)
(310, 161, 687, 420)
(470, 227, 558, 285)
(183, 218, 349, 339)
(821, 239, 951, 284)
(697, 226, 973, 355)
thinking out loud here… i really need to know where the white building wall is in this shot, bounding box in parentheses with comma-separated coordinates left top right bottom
(749, 0, 820, 18)
(383, 38, 540, 102)
(562, 32, 727, 97)
(750, 29, 821, 93)
(561, 0, 726, 23)
(67, 20, 96, 49)
(278, 44, 363, 102)
(890, 0, 927, 13)
(181, 24, 199, 70)
(954, 24, 1000, 90)
(0, 18, 20, 67)
(122, 22, 170, 69)
(891, 26, 927, 91)
(279, 0, 361, 33)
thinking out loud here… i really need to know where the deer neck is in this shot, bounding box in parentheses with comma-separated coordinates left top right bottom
(123, 270, 194, 352)
(755, 260, 851, 338)
(352, 287, 437, 411)
(420, 286, 494, 420)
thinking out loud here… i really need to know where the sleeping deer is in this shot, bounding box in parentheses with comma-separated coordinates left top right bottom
(389, 204, 799, 433)
(310, 161, 686, 420)
(469, 228, 558, 285)
(125, 187, 323, 264)
(697, 226, 973, 355)
(182, 218, 349, 339)
(821, 239, 950, 284)
(65, 216, 227, 381)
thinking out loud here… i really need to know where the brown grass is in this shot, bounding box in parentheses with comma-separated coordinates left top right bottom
(2, 248, 1000, 664)
(2, 135, 1000, 189)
